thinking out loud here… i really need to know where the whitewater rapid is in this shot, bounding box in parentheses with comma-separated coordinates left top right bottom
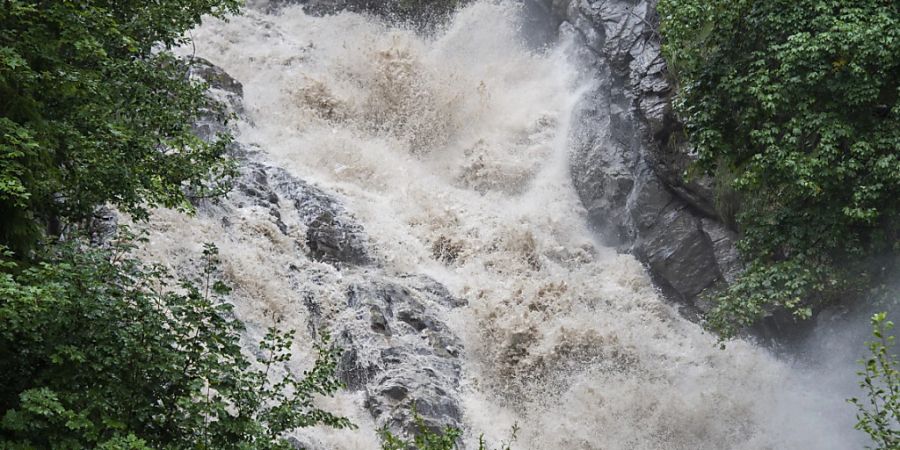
(137, 1, 865, 448)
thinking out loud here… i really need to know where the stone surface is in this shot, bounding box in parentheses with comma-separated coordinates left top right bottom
(554, 0, 741, 313)
(286, 435, 327, 450)
(212, 160, 376, 268)
(87, 206, 119, 246)
(186, 56, 246, 146)
(326, 278, 465, 436)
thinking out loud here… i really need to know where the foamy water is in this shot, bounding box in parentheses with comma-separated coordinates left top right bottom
(135, 2, 866, 448)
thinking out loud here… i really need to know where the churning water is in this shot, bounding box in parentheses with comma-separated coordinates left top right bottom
(140, 1, 866, 448)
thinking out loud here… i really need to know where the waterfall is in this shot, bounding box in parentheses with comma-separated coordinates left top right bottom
(134, 1, 866, 448)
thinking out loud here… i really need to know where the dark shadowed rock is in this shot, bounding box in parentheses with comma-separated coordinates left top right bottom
(306, 210, 372, 266)
(188, 57, 244, 97)
(555, 0, 741, 314)
(254, 0, 461, 25)
(87, 206, 119, 246)
(286, 435, 327, 450)
(186, 57, 246, 145)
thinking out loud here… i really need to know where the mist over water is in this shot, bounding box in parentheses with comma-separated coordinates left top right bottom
(138, 1, 870, 447)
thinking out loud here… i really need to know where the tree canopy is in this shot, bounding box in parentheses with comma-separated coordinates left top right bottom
(0, 0, 240, 254)
(0, 236, 353, 449)
(658, 0, 900, 336)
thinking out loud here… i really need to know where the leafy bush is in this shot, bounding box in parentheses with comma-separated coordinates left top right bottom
(0, 0, 241, 254)
(850, 312, 900, 449)
(0, 233, 353, 449)
(658, 0, 900, 337)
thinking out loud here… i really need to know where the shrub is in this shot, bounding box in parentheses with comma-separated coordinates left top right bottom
(658, 0, 900, 337)
(379, 410, 517, 450)
(0, 233, 353, 449)
(0, 0, 241, 254)
(850, 312, 900, 449)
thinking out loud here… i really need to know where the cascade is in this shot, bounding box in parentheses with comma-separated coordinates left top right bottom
(135, 2, 865, 448)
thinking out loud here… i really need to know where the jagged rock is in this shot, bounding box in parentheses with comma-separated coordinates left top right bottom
(187, 60, 244, 145)
(286, 435, 327, 450)
(397, 274, 468, 308)
(207, 160, 374, 267)
(187, 57, 244, 97)
(557, 0, 741, 313)
(306, 210, 372, 266)
(266, 167, 373, 266)
(323, 277, 465, 437)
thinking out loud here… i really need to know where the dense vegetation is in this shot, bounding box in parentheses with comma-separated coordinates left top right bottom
(0, 0, 238, 255)
(0, 236, 352, 448)
(0, 0, 357, 448)
(657, 0, 900, 337)
(3, 0, 896, 446)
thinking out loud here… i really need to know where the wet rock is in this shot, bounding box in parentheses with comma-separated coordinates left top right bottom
(187, 57, 244, 97)
(204, 160, 374, 267)
(322, 277, 465, 437)
(398, 274, 468, 308)
(256, 0, 460, 24)
(286, 435, 327, 450)
(306, 210, 372, 266)
(556, 0, 741, 312)
(187, 57, 245, 143)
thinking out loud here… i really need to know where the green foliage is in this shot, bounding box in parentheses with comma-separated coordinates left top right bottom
(0, 0, 241, 254)
(658, 0, 900, 336)
(0, 233, 353, 449)
(850, 313, 900, 449)
(379, 410, 517, 450)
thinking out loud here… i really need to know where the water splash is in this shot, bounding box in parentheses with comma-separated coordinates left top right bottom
(134, 2, 871, 448)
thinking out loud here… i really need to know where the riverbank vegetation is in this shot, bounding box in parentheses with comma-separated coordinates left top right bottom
(659, 2, 899, 446)
(658, 0, 899, 337)
(1, 0, 353, 447)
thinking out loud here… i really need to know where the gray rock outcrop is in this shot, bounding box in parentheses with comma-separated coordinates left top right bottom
(199, 153, 465, 438)
(213, 160, 465, 437)
(330, 277, 466, 435)
(550, 0, 741, 314)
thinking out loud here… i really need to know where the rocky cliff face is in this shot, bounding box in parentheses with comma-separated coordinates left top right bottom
(538, 0, 742, 316)
(250, 0, 458, 23)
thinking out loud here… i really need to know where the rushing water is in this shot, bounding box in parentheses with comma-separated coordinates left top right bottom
(136, 2, 866, 448)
